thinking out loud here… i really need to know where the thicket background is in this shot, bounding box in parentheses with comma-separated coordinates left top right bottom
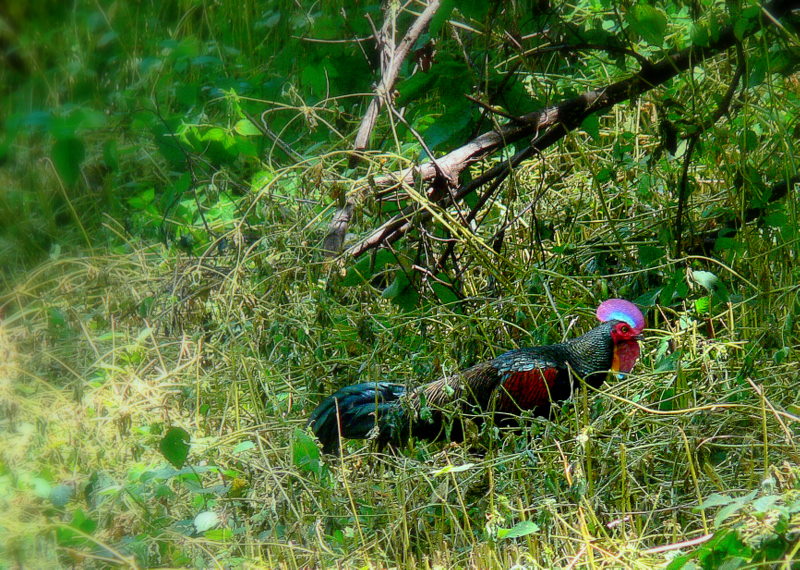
(1, 1, 800, 567)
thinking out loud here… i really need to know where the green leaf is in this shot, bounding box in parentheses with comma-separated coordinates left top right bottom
(764, 209, 788, 228)
(232, 441, 256, 454)
(431, 462, 475, 476)
(234, 118, 261, 137)
(128, 187, 155, 210)
(690, 22, 709, 47)
(634, 287, 661, 308)
(429, 0, 455, 37)
(301, 63, 328, 97)
(751, 495, 780, 513)
(382, 270, 410, 300)
(660, 268, 685, 305)
(56, 509, 98, 547)
(194, 510, 220, 533)
(423, 100, 473, 151)
(627, 5, 667, 46)
(292, 428, 320, 474)
(733, 7, 760, 40)
(638, 245, 665, 266)
(691, 270, 718, 292)
(431, 274, 460, 307)
(160, 427, 191, 469)
(50, 484, 74, 507)
(773, 347, 789, 364)
(342, 250, 397, 287)
(581, 113, 600, 140)
(396, 72, 438, 106)
(497, 520, 540, 540)
(52, 137, 86, 185)
(695, 296, 710, 314)
(103, 140, 119, 170)
(394, 283, 420, 312)
(654, 350, 681, 373)
(696, 493, 734, 510)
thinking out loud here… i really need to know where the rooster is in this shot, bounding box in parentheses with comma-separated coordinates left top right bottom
(308, 299, 645, 453)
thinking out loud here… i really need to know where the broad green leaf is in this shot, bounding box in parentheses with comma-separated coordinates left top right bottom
(638, 245, 665, 266)
(203, 528, 233, 541)
(160, 427, 191, 469)
(423, 101, 473, 151)
(432, 274, 460, 307)
(394, 283, 420, 312)
(733, 7, 760, 40)
(128, 187, 155, 209)
(696, 493, 734, 510)
(382, 270, 410, 300)
(627, 5, 667, 46)
(301, 63, 328, 97)
(773, 347, 789, 364)
(429, 0, 455, 37)
(497, 520, 540, 540)
(690, 22, 709, 46)
(50, 484, 75, 507)
(396, 72, 438, 106)
(691, 270, 718, 292)
(694, 296, 710, 314)
(751, 495, 780, 513)
(634, 288, 661, 308)
(714, 501, 746, 527)
(233, 441, 256, 454)
(342, 250, 397, 286)
(56, 509, 98, 547)
(292, 428, 320, 474)
(194, 510, 220, 533)
(581, 113, 600, 140)
(103, 140, 119, 170)
(235, 118, 261, 137)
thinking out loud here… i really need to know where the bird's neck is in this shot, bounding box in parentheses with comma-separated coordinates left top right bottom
(564, 323, 616, 378)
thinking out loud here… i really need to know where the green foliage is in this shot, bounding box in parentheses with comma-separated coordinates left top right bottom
(2, 0, 800, 567)
(160, 427, 191, 469)
(668, 484, 800, 568)
(626, 5, 668, 46)
(292, 429, 322, 475)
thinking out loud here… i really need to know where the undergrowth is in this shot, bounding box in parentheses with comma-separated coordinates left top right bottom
(2, 1, 800, 568)
(2, 177, 800, 567)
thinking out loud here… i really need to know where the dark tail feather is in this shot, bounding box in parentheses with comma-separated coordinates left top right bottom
(307, 382, 407, 453)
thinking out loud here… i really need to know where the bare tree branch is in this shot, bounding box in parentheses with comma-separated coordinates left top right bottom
(322, 0, 441, 255)
(329, 0, 799, 259)
(350, 0, 441, 163)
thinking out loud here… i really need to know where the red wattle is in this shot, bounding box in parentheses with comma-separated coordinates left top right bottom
(614, 341, 641, 373)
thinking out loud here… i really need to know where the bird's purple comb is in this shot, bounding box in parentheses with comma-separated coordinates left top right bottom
(596, 299, 645, 331)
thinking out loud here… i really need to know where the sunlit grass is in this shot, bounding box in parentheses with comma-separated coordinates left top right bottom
(2, 0, 800, 567)
(3, 207, 800, 567)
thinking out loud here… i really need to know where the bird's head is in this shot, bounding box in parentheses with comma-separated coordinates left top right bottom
(596, 299, 645, 374)
(609, 320, 643, 343)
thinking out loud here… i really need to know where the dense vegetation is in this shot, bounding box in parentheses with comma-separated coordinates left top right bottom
(2, 0, 800, 567)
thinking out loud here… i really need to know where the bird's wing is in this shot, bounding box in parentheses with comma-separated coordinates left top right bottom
(413, 360, 499, 409)
(491, 349, 567, 411)
(411, 347, 567, 412)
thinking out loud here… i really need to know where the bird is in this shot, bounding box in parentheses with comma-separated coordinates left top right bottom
(307, 299, 645, 454)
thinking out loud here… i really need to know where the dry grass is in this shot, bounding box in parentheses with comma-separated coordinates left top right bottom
(2, 190, 800, 567)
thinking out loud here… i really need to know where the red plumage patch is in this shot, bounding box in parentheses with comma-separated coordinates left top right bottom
(497, 367, 559, 411)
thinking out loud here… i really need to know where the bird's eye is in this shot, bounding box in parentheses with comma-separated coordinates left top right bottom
(620, 325, 629, 333)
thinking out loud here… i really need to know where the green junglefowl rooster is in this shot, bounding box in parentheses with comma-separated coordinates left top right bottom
(308, 299, 645, 453)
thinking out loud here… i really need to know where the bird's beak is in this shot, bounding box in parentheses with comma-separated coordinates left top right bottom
(633, 333, 644, 341)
